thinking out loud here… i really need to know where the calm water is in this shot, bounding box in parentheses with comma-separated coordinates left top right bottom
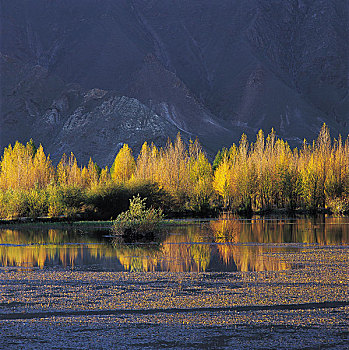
(0, 216, 348, 273)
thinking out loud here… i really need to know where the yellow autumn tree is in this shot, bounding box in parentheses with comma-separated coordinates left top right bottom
(80, 158, 99, 189)
(56, 154, 69, 186)
(155, 134, 190, 206)
(134, 142, 159, 182)
(188, 139, 213, 210)
(0, 140, 53, 190)
(0, 142, 29, 189)
(98, 166, 111, 186)
(111, 144, 136, 183)
(31, 144, 54, 188)
(56, 152, 83, 187)
(213, 153, 234, 208)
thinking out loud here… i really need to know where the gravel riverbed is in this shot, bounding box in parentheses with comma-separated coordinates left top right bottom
(0, 246, 348, 349)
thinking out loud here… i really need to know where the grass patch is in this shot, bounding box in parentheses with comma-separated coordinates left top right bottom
(0, 219, 114, 230)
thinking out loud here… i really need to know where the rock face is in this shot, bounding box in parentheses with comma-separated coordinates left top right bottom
(1, 0, 348, 164)
(50, 94, 182, 166)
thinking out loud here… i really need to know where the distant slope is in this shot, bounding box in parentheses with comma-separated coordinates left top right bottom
(1, 0, 348, 164)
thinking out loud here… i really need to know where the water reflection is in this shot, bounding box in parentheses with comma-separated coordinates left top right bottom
(0, 228, 114, 270)
(211, 216, 349, 245)
(114, 226, 212, 272)
(0, 216, 348, 272)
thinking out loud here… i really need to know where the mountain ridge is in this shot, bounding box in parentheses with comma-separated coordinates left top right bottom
(1, 0, 348, 165)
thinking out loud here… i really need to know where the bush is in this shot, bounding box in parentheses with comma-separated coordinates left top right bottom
(113, 195, 165, 238)
(61, 186, 86, 209)
(0, 190, 8, 218)
(26, 187, 48, 218)
(327, 197, 349, 215)
(86, 183, 130, 220)
(47, 185, 86, 218)
(1, 189, 29, 218)
(47, 185, 65, 217)
(86, 181, 172, 220)
(127, 180, 173, 213)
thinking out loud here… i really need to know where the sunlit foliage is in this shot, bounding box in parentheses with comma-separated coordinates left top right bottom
(212, 124, 349, 213)
(1, 125, 349, 219)
(111, 144, 136, 183)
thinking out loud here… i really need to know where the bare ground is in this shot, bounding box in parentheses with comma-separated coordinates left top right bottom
(0, 246, 348, 349)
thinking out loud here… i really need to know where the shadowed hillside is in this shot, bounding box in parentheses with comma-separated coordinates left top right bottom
(1, 0, 348, 164)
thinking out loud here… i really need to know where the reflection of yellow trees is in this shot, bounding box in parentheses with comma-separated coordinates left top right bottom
(211, 219, 239, 243)
(114, 225, 211, 272)
(231, 246, 290, 272)
(211, 219, 290, 271)
(114, 246, 160, 272)
(163, 231, 211, 272)
(1, 218, 348, 272)
(211, 217, 349, 245)
(161, 235, 195, 272)
(191, 244, 210, 272)
(211, 219, 239, 266)
(210, 217, 349, 271)
(0, 229, 115, 269)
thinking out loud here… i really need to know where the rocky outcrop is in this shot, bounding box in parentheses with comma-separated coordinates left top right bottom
(0, 55, 183, 166)
(50, 94, 182, 165)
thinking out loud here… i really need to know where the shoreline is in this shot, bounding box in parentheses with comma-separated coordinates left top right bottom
(0, 209, 345, 230)
(0, 217, 209, 230)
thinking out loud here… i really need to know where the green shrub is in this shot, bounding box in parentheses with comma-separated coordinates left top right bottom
(47, 185, 86, 218)
(0, 190, 7, 218)
(86, 183, 130, 220)
(26, 187, 48, 218)
(327, 197, 349, 215)
(61, 186, 86, 209)
(127, 180, 173, 213)
(3, 189, 29, 218)
(47, 185, 65, 217)
(0, 187, 48, 219)
(113, 195, 164, 238)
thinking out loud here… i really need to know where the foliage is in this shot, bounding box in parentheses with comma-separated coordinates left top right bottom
(327, 197, 349, 215)
(47, 185, 65, 217)
(2, 125, 349, 219)
(110, 144, 136, 183)
(86, 183, 130, 220)
(26, 186, 48, 218)
(113, 195, 165, 237)
(0, 189, 29, 218)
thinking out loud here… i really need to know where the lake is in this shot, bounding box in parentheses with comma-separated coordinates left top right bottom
(0, 216, 348, 349)
(0, 216, 348, 272)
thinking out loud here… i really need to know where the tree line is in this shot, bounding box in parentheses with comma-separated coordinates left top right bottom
(1, 124, 349, 219)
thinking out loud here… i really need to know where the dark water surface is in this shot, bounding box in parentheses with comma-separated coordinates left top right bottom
(1, 216, 348, 272)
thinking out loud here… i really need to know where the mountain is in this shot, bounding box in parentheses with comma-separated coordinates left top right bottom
(1, 0, 348, 165)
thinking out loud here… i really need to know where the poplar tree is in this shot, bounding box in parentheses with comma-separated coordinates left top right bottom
(111, 144, 136, 183)
(188, 139, 213, 210)
(213, 153, 233, 208)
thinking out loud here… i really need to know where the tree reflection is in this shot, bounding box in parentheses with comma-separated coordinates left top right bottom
(0, 228, 114, 269)
(0, 217, 347, 272)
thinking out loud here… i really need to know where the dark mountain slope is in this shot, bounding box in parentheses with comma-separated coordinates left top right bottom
(0, 55, 184, 165)
(1, 0, 348, 164)
(124, 55, 235, 155)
